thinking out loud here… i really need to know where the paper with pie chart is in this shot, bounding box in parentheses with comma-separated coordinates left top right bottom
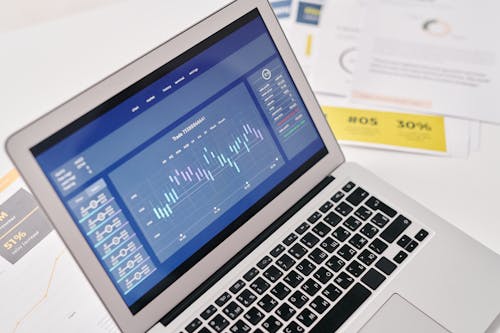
(351, 0, 500, 123)
(310, 0, 366, 96)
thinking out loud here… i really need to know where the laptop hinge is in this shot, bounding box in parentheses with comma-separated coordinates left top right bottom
(159, 175, 335, 326)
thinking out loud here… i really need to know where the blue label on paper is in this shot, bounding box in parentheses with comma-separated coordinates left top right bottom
(296, 2, 322, 25)
(270, 0, 292, 18)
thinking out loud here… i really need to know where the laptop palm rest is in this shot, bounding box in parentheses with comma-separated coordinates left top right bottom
(359, 294, 450, 333)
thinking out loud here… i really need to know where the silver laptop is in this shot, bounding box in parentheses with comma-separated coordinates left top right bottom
(6, 0, 500, 332)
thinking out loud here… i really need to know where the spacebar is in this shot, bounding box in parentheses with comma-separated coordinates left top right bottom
(311, 283, 371, 332)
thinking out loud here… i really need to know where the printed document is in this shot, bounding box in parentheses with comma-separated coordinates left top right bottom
(311, 0, 366, 96)
(317, 94, 472, 157)
(351, 0, 500, 123)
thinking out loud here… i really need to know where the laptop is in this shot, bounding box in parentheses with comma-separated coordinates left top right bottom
(6, 0, 500, 332)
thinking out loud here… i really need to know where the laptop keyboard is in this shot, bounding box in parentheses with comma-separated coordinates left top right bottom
(181, 181, 430, 333)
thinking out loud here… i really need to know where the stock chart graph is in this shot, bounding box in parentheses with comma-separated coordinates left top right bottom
(150, 122, 266, 221)
(110, 84, 284, 263)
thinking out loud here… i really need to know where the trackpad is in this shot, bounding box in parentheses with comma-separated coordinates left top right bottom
(359, 294, 450, 333)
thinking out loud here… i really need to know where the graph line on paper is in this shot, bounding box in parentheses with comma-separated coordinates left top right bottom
(11, 250, 66, 333)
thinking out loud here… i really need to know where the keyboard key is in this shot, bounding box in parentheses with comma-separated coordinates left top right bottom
(243, 267, 259, 282)
(344, 216, 362, 231)
(342, 182, 356, 192)
(331, 191, 344, 202)
(230, 320, 251, 333)
(224, 301, 244, 320)
(257, 255, 273, 269)
(289, 290, 309, 309)
(361, 268, 386, 290)
(215, 292, 231, 307)
(319, 201, 334, 213)
(313, 267, 334, 283)
(276, 253, 296, 271)
(346, 187, 369, 206)
(300, 232, 320, 248)
(369, 238, 388, 254)
(284, 270, 304, 288)
(262, 315, 282, 333)
(270, 244, 286, 257)
(394, 250, 408, 264)
(335, 202, 354, 216)
(415, 229, 429, 242)
(334, 271, 354, 289)
(405, 240, 418, 253)
(264, 265, 283, 283)
(284, 321, 305, 333)
(296, 258, 316, 276)
(322, 283, 342, 302)
(200, 304, 217, 320)
(375, 257, 397, 275)
(320, 237, 339, 253)
(358, 249, 377, 266)
(289, 243, 307, 259)
(349, 233, 369, 250)
(355, 206, 372, 221)
(365, 197, 397, 218)
(283, 233, 298, 246)
(360, 223, 378, 239)
(371, 213, 390, 228)
(312, 222, 332, 238)
(301, 278, 321, 296)
(337, 244, 357, 261)
(310, 295, 330, 314)
(326, 255, 345, 272)
(380, 215, 412, 243)
(258, 294, 278, 312)
(297, 308, 318, 327)
(295, 222, 310, 235)
(307, 211, 322, 223)
(237, 289, 257, 307)
(244, 307, 264, 325)
(323, 211, 342, 227)
(397, 235, 411, 248)
(229, 280, 246, 294)
(209, 314, 229, 332)
(250, 277, 270, 295)
(185, 318, 202, 333)
(312, 283, 371, 332)
(198, 327, 211, 333)
(275, 302, 296, 321)
(332, 226, 351, 242)
(271, 282, 291, 300)
(346, 260, 366, 277)
(308, 248, 328, 264)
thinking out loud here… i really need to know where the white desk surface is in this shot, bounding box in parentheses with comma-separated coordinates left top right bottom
(1, 0, 499, 282)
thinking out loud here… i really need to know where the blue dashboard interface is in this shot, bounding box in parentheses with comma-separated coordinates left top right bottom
(32, 10, 326, 312)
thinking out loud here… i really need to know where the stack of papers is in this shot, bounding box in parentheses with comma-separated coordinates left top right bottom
(277, 0, 497, 157)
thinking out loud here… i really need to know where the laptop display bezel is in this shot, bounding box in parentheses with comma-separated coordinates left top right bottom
(5, 0, 345, 332)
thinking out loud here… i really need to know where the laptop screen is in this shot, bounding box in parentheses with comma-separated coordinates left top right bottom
(31, 9, 327, 313)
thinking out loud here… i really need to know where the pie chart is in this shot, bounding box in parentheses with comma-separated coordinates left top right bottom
(422, 19, 451, 36)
